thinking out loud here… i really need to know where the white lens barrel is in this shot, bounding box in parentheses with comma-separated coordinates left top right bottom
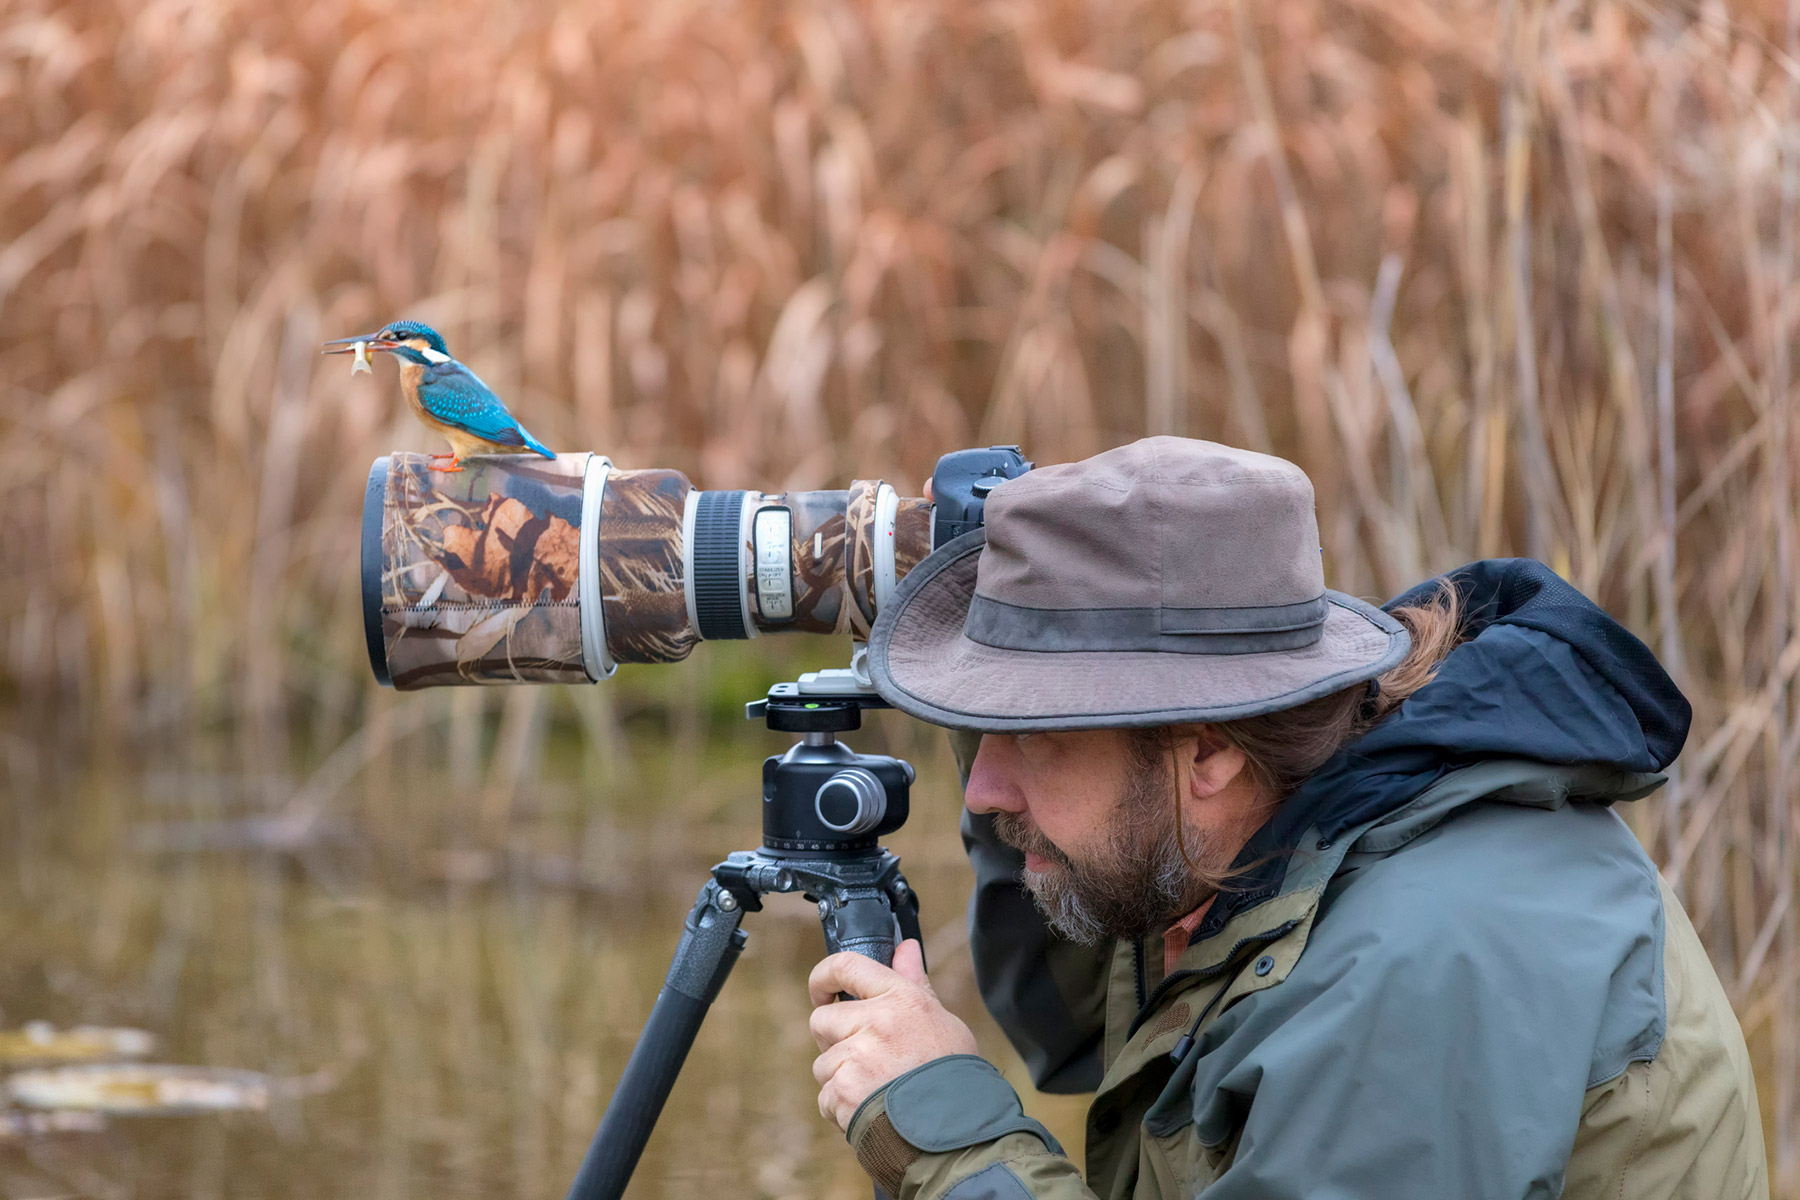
(685, 489, 755, 641)
(736, 492, 759, 639)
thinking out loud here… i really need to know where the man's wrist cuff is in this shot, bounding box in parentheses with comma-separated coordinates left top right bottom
(847, 1055, 1062, 1193)
(848, 1092, 921, 1196)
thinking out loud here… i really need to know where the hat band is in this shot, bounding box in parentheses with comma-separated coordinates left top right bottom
(962, 593, 1328, 655)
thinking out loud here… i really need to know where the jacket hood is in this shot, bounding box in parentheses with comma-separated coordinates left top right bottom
(1199, 558, 1690, 935)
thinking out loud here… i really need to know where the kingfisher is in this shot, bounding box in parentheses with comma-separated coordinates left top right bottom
(322, 320, 553, 472)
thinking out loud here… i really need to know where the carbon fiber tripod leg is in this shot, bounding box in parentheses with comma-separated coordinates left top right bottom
(562, 879, 747, 1200)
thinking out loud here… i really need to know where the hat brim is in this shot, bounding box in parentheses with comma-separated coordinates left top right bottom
(868, 531, 1411, 732)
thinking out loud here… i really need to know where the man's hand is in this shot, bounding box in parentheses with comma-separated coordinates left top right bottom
(808, 939, 979, 1130)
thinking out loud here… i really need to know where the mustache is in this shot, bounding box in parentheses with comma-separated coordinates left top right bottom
(991, 811, 1073, 870)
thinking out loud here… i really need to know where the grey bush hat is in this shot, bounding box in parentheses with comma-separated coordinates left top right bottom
(868, 437, 1409, 731)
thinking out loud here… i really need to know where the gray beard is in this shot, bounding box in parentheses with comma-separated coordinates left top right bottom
(1018, 835, 1193, 948)
(992, 756, 1212, 948)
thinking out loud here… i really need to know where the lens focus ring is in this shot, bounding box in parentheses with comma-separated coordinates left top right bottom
(814, 768, 887, 836)
(691, 489, 748, 640)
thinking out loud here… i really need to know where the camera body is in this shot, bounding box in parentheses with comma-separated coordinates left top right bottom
(929, 445, 1032, 548)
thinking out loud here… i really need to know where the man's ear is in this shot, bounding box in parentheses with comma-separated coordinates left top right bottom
(1184, 732, 1249, 801)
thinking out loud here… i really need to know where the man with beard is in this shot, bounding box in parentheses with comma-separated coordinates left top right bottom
(806, 438, 1767, 1199)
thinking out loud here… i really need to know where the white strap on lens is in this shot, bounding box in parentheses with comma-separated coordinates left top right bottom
(681, 488, 701, 640)
(579, 454, 618, 680)
(872, 482, 900, 613)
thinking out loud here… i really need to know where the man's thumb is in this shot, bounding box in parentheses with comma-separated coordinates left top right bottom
(892, 938, 929, 987)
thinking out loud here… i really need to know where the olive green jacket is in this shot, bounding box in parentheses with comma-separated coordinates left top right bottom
(846, 759, 1768, 1200)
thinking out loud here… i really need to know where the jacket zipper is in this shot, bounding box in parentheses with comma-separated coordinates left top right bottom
(1126, 918, 1301, 1040)
(1133, 936, 1147, 1011)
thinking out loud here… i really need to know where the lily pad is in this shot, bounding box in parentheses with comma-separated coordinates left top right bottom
(7, 1064, 272, 1114)
(0, 1109, 108, 1137)
(0, 1023, 154, 1065)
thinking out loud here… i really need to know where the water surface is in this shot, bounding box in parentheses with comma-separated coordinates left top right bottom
(0, 690, 1085, 1199)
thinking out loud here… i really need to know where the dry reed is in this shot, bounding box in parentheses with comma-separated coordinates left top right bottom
(0, 0, 1797, 1189)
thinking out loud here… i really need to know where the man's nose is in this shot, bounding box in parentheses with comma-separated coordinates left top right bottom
(964, 735, 1027, 816)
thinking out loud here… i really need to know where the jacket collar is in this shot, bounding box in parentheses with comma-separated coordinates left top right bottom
(1163, 758, 1668, 989)
(1185, 558, 1689, 945)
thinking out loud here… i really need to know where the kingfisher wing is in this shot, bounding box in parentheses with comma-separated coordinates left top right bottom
(419, 361, 550, 455)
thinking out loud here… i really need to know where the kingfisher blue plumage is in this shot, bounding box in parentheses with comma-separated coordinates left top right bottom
(322, 320, 553, 472)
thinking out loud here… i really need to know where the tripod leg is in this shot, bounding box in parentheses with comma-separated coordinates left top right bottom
(563, 879, 748, 1200)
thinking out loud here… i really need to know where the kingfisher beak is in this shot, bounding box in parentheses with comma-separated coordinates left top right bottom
(320, 334, 398, 355)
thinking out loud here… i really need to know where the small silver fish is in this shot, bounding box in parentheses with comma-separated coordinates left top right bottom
(350, 340, 372, 376)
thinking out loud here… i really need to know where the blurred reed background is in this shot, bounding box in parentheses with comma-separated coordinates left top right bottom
(0, 0, 1797, 1195)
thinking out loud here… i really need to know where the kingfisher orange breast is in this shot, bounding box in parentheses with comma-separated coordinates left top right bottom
(399, 362, 456, 438)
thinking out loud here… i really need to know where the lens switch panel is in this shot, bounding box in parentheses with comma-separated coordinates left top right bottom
(754, 506, 794, 620)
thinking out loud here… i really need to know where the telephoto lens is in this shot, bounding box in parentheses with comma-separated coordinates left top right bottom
(360, 454, 939, 689)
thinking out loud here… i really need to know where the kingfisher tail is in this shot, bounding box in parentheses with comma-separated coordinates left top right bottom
(516, 424, 555, 459)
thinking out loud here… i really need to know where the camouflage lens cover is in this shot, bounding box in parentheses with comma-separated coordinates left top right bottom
(364, 451, 936, 688)
(375, 452, 591, 689)
(594, 468, 700, 665)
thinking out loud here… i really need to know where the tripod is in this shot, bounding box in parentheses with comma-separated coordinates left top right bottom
(562, 678, 922, 1200)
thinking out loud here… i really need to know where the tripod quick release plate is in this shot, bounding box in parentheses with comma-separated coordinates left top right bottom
(747, 676, 890, 733)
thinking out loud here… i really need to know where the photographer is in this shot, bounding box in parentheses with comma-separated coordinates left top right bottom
(808, 437, 1767, 1199)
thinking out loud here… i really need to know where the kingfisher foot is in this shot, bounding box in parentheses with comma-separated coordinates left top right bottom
(429, 458, 465, 473)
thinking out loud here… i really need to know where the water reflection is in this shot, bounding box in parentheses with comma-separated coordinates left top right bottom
(0, 702, 1084, 1198)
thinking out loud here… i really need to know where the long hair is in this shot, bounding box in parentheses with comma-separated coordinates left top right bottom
(1136, 581, 1466, 868)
